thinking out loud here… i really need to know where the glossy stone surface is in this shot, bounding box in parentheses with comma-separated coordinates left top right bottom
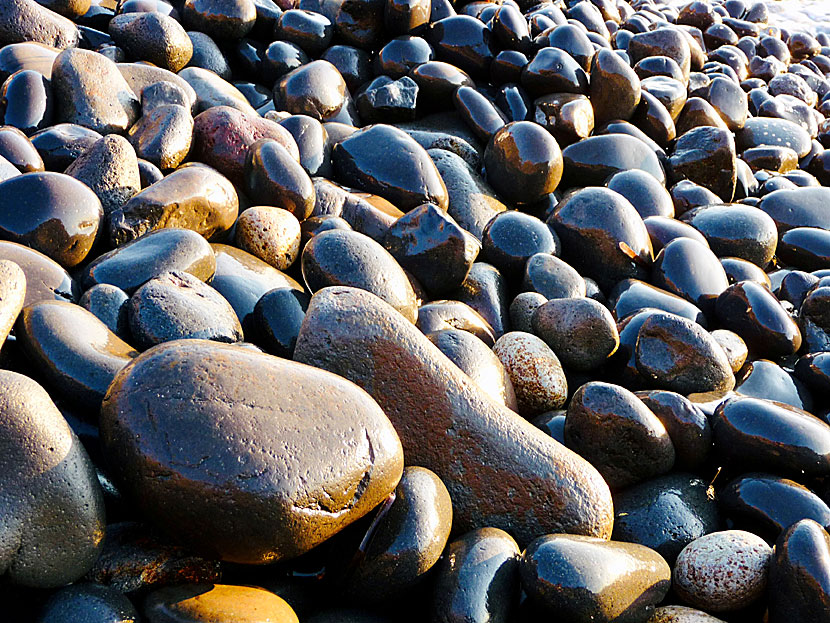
(758, 186, 830, 233)
(712, 396, 830, 476)
(520, 534, 671, 622)
(768, 519, 830, 622)
(128, 104, 193, 171)
(235, 206, 301, 271)
(635, 311, 734, 397)
(295, 286, 614, 543)
(565, 382, 675, 490)
(561, 134, 666, 188)
(253, 288, 309, 358)
(613, 473, 721, 563)
(0, 240, 77, 305)
(109, 11, 192, 72)
(36, 583, 140, 623)
(275, 60, 357, 125)
(0, 370, 104, 587)
(302, 229, 418, 323)
(430, 527, 520, 623)
(128, 271, 242, 349)
(651, 237, 729, 314)
(345, 466, 452, 599)
(246, 138, 315, 220)
(549, 187, 652, 290)
(493, 331, 567, 416)
(591, 48, 641, 126)
(609, 279, 706, 326)
(0, 171, 102, 268)
(1, 69, 53, 135)
(682, 204, 777, 267)
(715, 281, 802, 359)
(144, 584, 298, 623)
(109, 164, 238, 246)
(636, 390, 712, 470)
(101, 340, 403, 564)
(532, 297, 619, 372)
(669, 126, 737, 201)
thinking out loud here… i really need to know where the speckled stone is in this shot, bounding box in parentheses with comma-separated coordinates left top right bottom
(235, 206, 301, 271)
(647, 606, 726, 622)
(0, 259, 25, 343)
(673, 530, 771, 612)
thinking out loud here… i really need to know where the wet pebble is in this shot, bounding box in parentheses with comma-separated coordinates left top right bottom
(493, 331, 567, 416)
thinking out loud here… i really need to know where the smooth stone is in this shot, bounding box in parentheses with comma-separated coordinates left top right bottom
(278, 114, 331, 178)
(758, 187, 830, 233)
(0, 0, 80, 50)
(429, 148, 507, 240)
(0, 370, 104, 587)
(565, 382, 675, 490)
(109, 164, 238, 246)
(128, 271, 242, 349)
(635, 311, 734, 397)
(36, 583, 139, 623)
(428, 328, 516, 409)
(715, 281, 802, 359)
(108, 11, 192, 72)
(522, 253, 584, 301)
(333, 124, 448, 212)
(0, 240, 77, 305)
(16, 299, 138, 408)
(450, 262, 509, 338)
(302, 229, 418, 323)
(779, 227, 830, 271)
(720, 473, 830, 541)
(357, 75, 418, 124)
(636, 390, 712, 470)
(669, 126, 737, 201)
(632, 90, 677, 148)
(493, 331, 567, 416)
(453, 85, 505, 143)
(275, 60, 357, 125)
(768, 520, 830, 622)
(80, 283, 130, 339)
(191, 105, 298, 188)
(253, 288, 309, 358)
(670, 180, 720, 216)
(64, 135, 141, 217)
(682, 204, 777, 267)
(674, 531, 771, 612)
(519, 534, 671, 622)
(426, 15, 494, 79)
(116, 64, 193, 110)
(0, 126, 43, 173)
(182, 0, 257, 40)
(483, 121, 562, 205)
(705, 75, 747, 131)
(144, 584, 298, 623)
(0, 171, 102, 268)
(796, 351, 830, 393)
(84, 521, 221, 595)
(309, 178, 399, 242)
(235, 206, 300, 271)
(29, 123, 101, 170)
(51, 48, 139, 135)
(294, 286, 615, 542)
(609, 279, 707, 326)
(628, 27, 691, 80)
(245, 139, 314, 221)
(430, 527, 520, 623)
(607, 169, 674, 219)
(83, 228, 215, 294)
(532, 92, 594, 147)
(549, 186, 652, 291)
(520, 47, 588, 97)
(346, 466, 452, 599)
(1, 69, 53, 135)
(416, 299, 495, 345)
(711, 329, 748, 373)
(561, 134, 666, 188)
(509, 291, 547, 334)
(532, 297, 619, 372)
(591, 47, 641, 126)
(712, 396, 830, 476)
(641, 75, 687, 121)
(613, 473, 721, 564)
(383, 203, 478, 297)
(140, 81, 191, 114)
(210, 243, 303, 336)
(178, 66, 257, 116)
(651, 237, 729, 314)
(101, 339, 403, 563)
(481, 211, 557, 278)
(736, 117, 812, 158)
(128, 104, 193, 171)
(0, 260, 25, 343)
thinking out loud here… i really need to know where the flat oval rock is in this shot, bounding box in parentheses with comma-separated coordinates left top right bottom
(37, 583, 140, 623)
(758, 186, 830, 233)
(100, 339, 404, 564)
(0, 1, 80, 50)
(493, 331, 567, 416)
(16, 300, 138, 409)
(0, 370, 104, 587)
(128, 271, 243, 349)
(0, 240, 77, 305)
(144, 584, 298, 623)
(333, 124, 449, 212)
(294, 286, 614, 543)
(520, 534, 671, 622)
(561, 134, 666, 188)
(83, 228, 215, 294)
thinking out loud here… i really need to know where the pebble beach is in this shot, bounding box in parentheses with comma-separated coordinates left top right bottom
(0, 0, 829, 621)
